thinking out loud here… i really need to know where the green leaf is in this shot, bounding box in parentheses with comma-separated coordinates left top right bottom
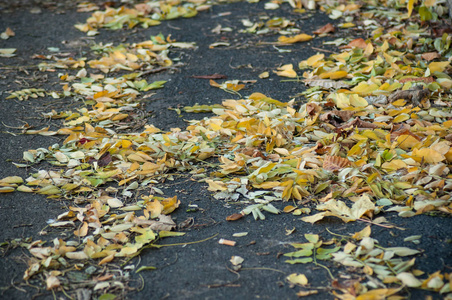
(304, 234, 319, 244)
(285, 257, 313, 264)
(159, 231, 186, 238)
(262, 203, 279, 214)
(284, 249, 313, 257)
(98, 294, 117, 300)
(316, 246, 341, 260)
(135, 266, 157, 273)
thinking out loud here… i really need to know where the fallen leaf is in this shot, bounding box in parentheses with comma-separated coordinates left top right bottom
(313, 23, 335, 35)
(287, 273, 308, 286)
(278, 34, 313, 44)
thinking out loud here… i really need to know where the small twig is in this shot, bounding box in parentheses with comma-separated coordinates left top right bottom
(139, 63, 185, 76)
(357, 218, 403, 230)
(311, 46, 337, 54)
(156, 233, 219, 247)
(13, 224, 33, 228)
(241, 267, 285, 274)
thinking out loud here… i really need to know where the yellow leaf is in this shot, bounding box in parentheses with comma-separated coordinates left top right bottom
(274, 64, 297, 78)
(16, 185, 34, 192)
(259, 71, 269, 79)
(160, 196, 180, 214)
(301, 212, 326, 223)
(428, 61, 450, 73)
(352, 82, 379, 95)
(0, 187, 15, 193)
(146, 200, 164, 219)
(396, 135, 419, 150)
(339, 22, 355, 28)
(98, 253, 115, 265)
(349, 94, 368, 107)
(392, 99, 407, 106)
(0, 176, 23, 185)
(356, 288, 401, 300)
(278, 34, 313, 44)
(253, 181, 280, 189)
(393, 114, 410, 123)
(205, 179, 227, 191)
(352, 225, 371, 240)
(334, 93, 350, 108)
(287, 273, 308, 286)
(305, 54, 324, 67)
(412, 148, 445, 163)
(381, 159, 407, 171)
(364, 42, 374, 57)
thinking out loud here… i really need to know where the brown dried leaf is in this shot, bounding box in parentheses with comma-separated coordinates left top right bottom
(320, 110, 355, 123)
(313, 23, 335, 35)
(306, 102, 322, 116)
(421, 52, 441, 61)
(388, 86, 429, 106)
(97, 152, 112, 167)
(226, 213, 245, 221)
(340, 38, 367, 49)
(390, 124, 421, 141)
(399, 76, 434, 83)
(323, 156, 351, 172)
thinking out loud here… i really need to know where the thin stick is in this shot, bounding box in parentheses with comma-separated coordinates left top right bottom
(139, 63, 185, 76)
(311, 47, 337, 54)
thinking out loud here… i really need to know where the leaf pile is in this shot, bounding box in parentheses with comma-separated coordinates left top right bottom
(1, 0, 451, 298)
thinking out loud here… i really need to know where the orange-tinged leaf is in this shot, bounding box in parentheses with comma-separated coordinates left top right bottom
(146, 200, 164, 219)
(445, 149, 452, 162)
(98, 253, 115, 265)
(74, 222, 89, 237)
(226, 213, 244, 221)
(0, 187, 15, 193)
(160, 196, 180, 214)
(283, 205, 297, 213)
(343, 38, 367, 49)
(352, 225, 371, 240)
(313, 23, 335, 35)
